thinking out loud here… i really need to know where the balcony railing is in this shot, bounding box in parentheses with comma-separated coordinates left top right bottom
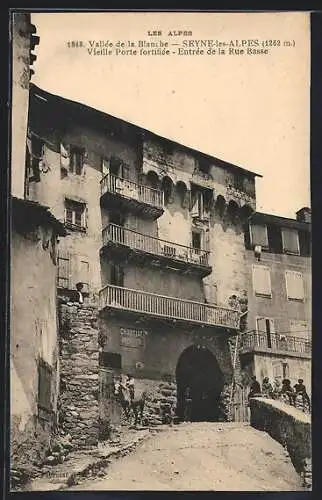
(100, 173, 164, 210)
(102, 224, 211, 267)
(99, 284, 240, 329)
(240, 331, 311, 355)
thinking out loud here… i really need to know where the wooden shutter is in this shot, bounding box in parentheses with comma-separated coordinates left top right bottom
(282, 228, 300, 254)
(190, 190, 199, 217)
(57, 251, 70, 289)
(256, 317, 267, 333)
(252, 265, 272, 297)
(285, 271, 304, 300)
(250, 224, 268, 248)
(101, 157, 109, 176)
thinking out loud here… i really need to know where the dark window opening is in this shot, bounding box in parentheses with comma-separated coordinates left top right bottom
(198, 157, 210, 175)
(110, 156, 122, 176)
(192, 231, 201, 250)
(299, 230, 311, 257)
(69, 146, 84, 175)
(110, 211, 125, 226)
(265, 319, 272, 349)
(267, 224, 283, 253)
(110, 264, 124, 286)
(99, 351, 122, 369)
(29, 136, 43, 182)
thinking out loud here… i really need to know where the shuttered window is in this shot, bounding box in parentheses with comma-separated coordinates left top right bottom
(285, 270, 304, 300)
(57, 251, 70, 289)
(282, 228, 300, 255)
(250, 223, 268, 248)
(252, 265, 272, 297)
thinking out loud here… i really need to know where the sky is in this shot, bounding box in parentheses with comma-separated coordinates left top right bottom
(31, 11, 310, 218)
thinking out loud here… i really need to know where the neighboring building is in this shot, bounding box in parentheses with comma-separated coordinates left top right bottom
(27, 83, 262, 425)
(10, 13, 66, 474)
(240, 208, 312, 395)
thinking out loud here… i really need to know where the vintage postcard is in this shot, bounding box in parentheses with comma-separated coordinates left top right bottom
(10, 10, 311, 492)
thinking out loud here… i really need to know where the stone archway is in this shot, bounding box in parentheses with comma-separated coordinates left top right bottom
(176, 344, 224, 422)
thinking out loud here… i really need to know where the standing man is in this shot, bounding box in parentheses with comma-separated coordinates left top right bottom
(293, 379, 311, 410)
(126, 374, 135, 401)
(248, 376, 261, 401)
(183, 386, 193, 422)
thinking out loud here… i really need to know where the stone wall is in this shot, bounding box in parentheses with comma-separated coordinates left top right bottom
(249, 397, 311, 488)
(58, 303, 99, 448)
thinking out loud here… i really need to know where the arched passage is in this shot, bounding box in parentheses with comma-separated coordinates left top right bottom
(176, 345, 224, 422)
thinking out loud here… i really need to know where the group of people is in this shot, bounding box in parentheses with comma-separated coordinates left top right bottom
(248, 376, 310, 411)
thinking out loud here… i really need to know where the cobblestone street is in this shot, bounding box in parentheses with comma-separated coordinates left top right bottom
(68, 423, 303, 491)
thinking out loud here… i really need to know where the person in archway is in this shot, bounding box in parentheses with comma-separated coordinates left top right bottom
(183, 386, 193, 422)
(248, 376, 261, 402)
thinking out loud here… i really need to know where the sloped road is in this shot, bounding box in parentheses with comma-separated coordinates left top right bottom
(69, 422, 303, 491)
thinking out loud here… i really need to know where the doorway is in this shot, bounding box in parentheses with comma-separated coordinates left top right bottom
(176, 345, 224, 422)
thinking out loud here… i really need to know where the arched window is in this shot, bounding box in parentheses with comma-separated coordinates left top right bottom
(162, 176, 174, 205)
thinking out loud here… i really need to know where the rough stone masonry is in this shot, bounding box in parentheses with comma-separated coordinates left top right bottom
(58, 303, 99, 448)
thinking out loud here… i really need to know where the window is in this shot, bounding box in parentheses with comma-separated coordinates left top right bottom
(110, 264, 124, 286)
(256, 317, 275, 348)
(250, 223, 268, 248)
(101, 157, 109, 177)
(38, 359, 52, 414)
(28, 135, 44, 182)
(299, 230, 311, 257)
(273, 361, 283, 379)
(267, 224, 283, 253)
(192, 231, 201, 250)
(64, 199, 86, 230)
(191, 187, 211, 220)
(290, 320, 310, 339)
(69, 146, 84, 175)
(281, 228, 300, 255)
(99, 351, 122, 369)
(252, 265, 272, 297)
(282, 362, 289, 379)
(285, 270, 304, 301)
(57, 252, 70, 289)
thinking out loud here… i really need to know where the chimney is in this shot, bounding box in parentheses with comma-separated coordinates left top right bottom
(296, 207, 311, 223)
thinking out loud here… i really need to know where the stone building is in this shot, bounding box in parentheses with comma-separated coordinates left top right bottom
(10, 13, 66, 475)
(26, 83, 262, 435)
(240, 208, 311, 395)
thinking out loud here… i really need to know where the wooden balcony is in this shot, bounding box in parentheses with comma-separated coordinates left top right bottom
(240, 331, 311, 358)
(99, 284, 240, 330)
(101, 224, 212, 277)
(100, 173, 164, 219)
